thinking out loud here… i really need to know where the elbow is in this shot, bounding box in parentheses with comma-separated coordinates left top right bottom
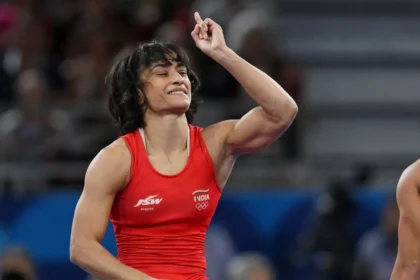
(274, 99, 298, 124)
(69, 243, 82, 265)
(70, 242, 90, 267)
(286, 100, 298, 121)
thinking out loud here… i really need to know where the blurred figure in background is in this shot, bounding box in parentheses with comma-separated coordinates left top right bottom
(226, 252, 276, 280)
(0, 68, 64, 194)
(0, 68, 54, 162)
(351, 163, 374, 188)
(354, 199, 398, 280)
(205, 224, 236, 280)
(293, 178, 357, 280)
(0, 247, 36, 280)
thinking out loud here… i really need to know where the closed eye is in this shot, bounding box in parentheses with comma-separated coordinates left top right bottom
(156, 73, 168, 76)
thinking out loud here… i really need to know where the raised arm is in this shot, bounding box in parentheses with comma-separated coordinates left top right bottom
(70, 139, 154, 280)
(192, 12, 298, 156)
(391, 160, 420, 280)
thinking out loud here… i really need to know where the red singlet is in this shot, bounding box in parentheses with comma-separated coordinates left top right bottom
(110, 125, 222, 280)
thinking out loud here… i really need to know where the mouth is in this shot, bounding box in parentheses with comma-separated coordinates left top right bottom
(167, 88, 188, 96)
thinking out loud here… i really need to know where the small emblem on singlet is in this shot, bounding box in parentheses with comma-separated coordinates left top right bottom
(134, 195, 163, 211)
(192, 189, 210, 211)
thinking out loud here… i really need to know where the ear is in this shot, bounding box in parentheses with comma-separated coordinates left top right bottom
(137, 89, 146, 104)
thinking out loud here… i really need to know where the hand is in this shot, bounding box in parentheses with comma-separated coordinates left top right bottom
(191, 12, 228, 61)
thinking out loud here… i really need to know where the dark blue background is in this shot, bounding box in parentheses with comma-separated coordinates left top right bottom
(0, 188, 393, 280)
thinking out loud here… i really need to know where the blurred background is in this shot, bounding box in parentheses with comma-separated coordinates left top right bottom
(0, 0, 418, 279)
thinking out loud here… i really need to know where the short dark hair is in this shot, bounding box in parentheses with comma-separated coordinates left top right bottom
(105, 41, 201, 135)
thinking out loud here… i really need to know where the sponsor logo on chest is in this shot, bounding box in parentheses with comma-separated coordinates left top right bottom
(133, 195, 163, 211)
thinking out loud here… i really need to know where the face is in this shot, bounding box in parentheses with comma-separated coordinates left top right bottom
(140, 57, 192, 117)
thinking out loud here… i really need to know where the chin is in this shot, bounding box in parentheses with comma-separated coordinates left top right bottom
(169, 102, 191, 115)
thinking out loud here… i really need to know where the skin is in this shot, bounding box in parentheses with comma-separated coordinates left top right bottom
(70, 12, 298, 280)
(391, 160, 420, 280)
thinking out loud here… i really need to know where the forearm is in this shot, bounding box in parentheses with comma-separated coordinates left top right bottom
(70, 242, 153, 280)
(215, 47, 297, 120)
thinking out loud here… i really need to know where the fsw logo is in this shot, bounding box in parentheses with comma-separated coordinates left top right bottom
(133, 195, 163, 209)
(192, 189, 210, 211)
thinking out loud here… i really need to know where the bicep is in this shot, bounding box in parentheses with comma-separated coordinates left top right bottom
(226, 107, 291, 155)
(71, 188, 115, 244)
(71, 144, 130, 245)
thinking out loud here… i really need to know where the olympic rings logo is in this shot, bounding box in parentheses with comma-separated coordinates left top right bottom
(195, 202, 208, 211)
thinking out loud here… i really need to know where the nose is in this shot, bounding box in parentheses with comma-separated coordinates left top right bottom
(171, 71, 184, 85)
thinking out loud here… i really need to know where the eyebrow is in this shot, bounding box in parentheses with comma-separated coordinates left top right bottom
(151, 61, 185, 70)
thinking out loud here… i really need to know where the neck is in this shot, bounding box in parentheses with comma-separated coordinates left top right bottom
(142, 112, 189, 155)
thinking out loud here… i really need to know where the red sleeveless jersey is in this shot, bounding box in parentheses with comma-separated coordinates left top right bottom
(110, 125, 222, 280)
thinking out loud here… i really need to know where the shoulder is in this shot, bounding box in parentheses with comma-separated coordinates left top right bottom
(85, 138, 131, 191)
(93, 138, 131, 166)
(405, 159, 420, 176)
(396, 159, 420, 208)
(397, 160, 420, 191)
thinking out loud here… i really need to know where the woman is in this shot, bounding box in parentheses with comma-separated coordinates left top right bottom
(69, 12, 297, 280)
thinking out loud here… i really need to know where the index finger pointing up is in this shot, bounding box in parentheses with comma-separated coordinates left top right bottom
(194, 12, 203, 24)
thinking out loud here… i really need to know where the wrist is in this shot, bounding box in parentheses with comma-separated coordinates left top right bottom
(211, 46, 236, 64)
